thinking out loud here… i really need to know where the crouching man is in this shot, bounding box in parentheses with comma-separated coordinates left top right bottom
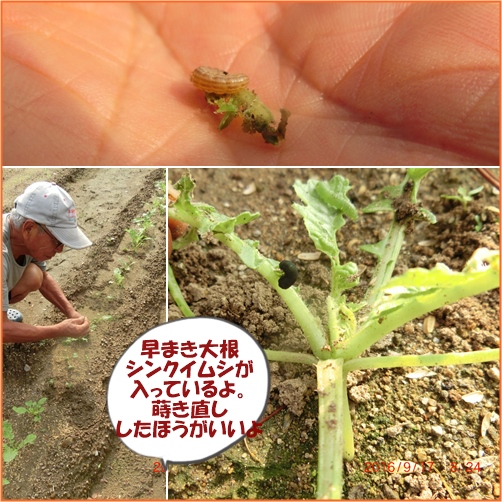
(3, 182, 92, 343)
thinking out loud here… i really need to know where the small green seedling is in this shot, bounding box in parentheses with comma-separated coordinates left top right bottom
(119, 258, 135, 272)
(2, 420, 36, 463)
(125, 227, 151, 250)
(112, 258, 135, 287)
(153, 180, 167, 214)
(61, 336, 88, 345)
(133, 212, 154, 231)
(113, 267, 125, 287)
(12, 397, 47, 423)
(169, 171, 499, 499)
(90, 314, 114, 332)
(441, 185, 484, 209)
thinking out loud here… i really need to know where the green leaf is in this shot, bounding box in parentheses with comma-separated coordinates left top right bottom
(292, 176, 357, 259)
(172, 175, 260, 235)
(363, 198, 394, 213)
(474, 214, 483, 232)
(362, 182, 405, 214)
(372, 249, 499, 320)
(360, 241, 385, 258)
(218, 112, 236, 130)
(332, 261, 359, 292)
(417, 207, 437, 224)
(386, 248, 499, 291)
(213, 211, 259, 233)
(2, 421, 14, 441)
(172, 226, 199, 251)
(469, 186, 484, 196)
(3, 478, 10, 485)
(407, 168, 434, 182)
(19, 434, 36, 448)
(12, 407, 27, 415)
(3, 446, 18, 463)
(237, 239, 265, 269)
(341, 248, 499, 360)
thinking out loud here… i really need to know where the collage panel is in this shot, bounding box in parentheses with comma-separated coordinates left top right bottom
(2, 167, 167, 498)
(2, 2, 499, 166)
(168, 167, 499, 499)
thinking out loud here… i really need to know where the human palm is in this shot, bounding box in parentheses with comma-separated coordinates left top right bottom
(3, 2, 499, 165)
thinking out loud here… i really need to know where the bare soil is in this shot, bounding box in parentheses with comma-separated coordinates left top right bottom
(2, 168, 167, 499)
(168, 168, 500, 500)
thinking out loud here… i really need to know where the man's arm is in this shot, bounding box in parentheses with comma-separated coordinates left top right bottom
(2, 311, 90, 343)
(39, 271, 80, 318)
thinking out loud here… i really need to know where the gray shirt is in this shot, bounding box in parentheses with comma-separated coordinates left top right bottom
(3, 214, 46, 311)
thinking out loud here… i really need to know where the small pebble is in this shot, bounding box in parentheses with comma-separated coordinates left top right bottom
(349, 384, 371, 403)
(431, 425, 444, 436)
(406, 369, 436, 379)
(493, 483, 500, 497)
(423, 315, 436, 334)
(487, 367, 500, 382)
(242, 183, 256, 196)
(24, 364, 31, 372)
(461, 391, 484, 404)
(386, 424, 404, 438)
(481, 412, 494, 437)
(297, 252, 321, 261)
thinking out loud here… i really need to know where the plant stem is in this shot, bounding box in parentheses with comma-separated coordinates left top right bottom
(265, 350, 318, 366)
(215, 232, 329, 359)
(344, 348, 500, 373)
(364, 219, 405, 308)
(316, 358, 344, 500)
(168, 263, 194, 318)
(341, 376, 355, 461)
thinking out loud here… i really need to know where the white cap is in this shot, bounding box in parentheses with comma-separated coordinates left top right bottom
(14, 182, 92, 250)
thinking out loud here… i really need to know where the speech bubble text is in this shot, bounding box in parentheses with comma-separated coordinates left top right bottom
(107, 317, 270, 467)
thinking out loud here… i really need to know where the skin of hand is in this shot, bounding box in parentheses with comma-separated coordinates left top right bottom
(3, 270, 91, 343)
(3, 3, 498, 166)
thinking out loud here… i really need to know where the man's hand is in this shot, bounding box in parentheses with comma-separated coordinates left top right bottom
(2, 311, 90, 343)
(58, 316, 90, 338)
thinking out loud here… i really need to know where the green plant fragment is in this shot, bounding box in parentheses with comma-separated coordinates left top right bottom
(204, 90, 290, 145)
(292, 176, 357, 259)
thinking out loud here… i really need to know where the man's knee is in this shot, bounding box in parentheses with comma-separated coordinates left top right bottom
(10, 264, 44, 302)
(24, 263, 44, 291)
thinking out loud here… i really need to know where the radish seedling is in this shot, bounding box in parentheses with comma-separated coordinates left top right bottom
(168, 171, 499, 499)
(441, 185, 484, 209)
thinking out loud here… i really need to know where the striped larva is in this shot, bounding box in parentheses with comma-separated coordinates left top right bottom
(190, 66, 250, 95)
(278, 260, 298, 289)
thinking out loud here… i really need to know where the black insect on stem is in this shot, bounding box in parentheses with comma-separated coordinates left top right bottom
(278, 260, 298, 289)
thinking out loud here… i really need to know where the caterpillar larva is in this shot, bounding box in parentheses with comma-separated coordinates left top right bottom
(278, 260, 298, 289)
(190, 66, 250, 94)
